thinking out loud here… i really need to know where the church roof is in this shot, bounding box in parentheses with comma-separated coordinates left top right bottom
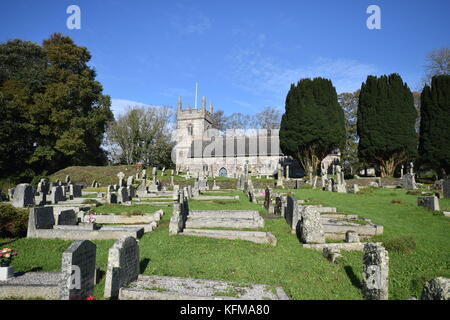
(187, 135, 281, 158)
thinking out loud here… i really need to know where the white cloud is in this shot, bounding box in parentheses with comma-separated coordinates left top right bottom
(110, 99, 149, 117)
(227, 38, 377, 106)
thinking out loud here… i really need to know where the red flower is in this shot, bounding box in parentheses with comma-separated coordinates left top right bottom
(86, 296, 94, 300)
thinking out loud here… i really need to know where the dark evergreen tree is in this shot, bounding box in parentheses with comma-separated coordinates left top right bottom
(280, 77, 345, 182)
(357, 74, 417, 177)
(418, 75, 450, 177)
(0, 34, 113, 179)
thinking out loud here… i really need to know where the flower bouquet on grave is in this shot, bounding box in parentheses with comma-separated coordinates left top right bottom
(87, 211, 96, 224)
(0, 248, 17, 280)
(0, 248, 17, 267)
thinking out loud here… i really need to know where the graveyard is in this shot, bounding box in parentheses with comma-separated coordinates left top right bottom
(1, 1, 450, 304)
(1, 167, 449, 300)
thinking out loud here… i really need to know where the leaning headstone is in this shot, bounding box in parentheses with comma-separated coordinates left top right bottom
(60, 240, 97, 300)
(443, 178, 450, 199)
(421, 277, 450, 300)
(417, 196, 440, 211)
(58, 209, 78, 226)
(12, 183, 34, 208)
(362, 243, 389, 300)
(91, 180, 97, 188)
(298, 206, 324, 243)
(104, 237, 140, 299)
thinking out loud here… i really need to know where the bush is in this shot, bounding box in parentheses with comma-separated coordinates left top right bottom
(0, 203, 29, 238)
(384, 236, 416, 254)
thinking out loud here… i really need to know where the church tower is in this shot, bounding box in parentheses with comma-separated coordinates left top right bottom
(175, 96, 213, 171)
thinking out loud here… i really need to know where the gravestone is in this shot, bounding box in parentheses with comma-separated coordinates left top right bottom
(274, 196, 283, 215)
(118, 187, 129, 203)
(298, 206, 324, 244)
(443, 178, 450, 198)
(58, 209, 78, 226)
(37, 179, 49, 195)
(107, 193, 117, 204)
(352, 184, 360, 194)
(104, 237, 140, 299)
(65, 175, 71, 184)
(127, 185, 135, 199)
(421, 277, 450, 300)
(117, 172, 126, 187)
(264, 187, 272, 211)
(152, 167, 157, 176)
(362, 243, 389, 300)
(27, 207, 55, 237)
(60, 240, 97, 300)
(69, 184, 82, 198)
(417, 196, 440, 211)
(35, 192, 46, 206)
(12, 183, 35, 208)
(402, 173, 417, 190)
(50, 186, 65, 204)
(127, 176, 134, 187)
(285, 196, 299, 233)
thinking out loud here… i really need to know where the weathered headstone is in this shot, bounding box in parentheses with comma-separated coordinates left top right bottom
(284, 196, 299, 233)
(117, 172, 126, 187)
(417, 196, 440, 211)
(298, 206, 325, 244)
(362, 243, 389, 300)
(104, 237, 140, 299)
(402, 173, 417, 190)
(60, 240, 97, 300)
(421, 277, 450, 300)
(264, 187, 272, 211)
(127, 176, 134, 187)
(12, 183, 35, 208)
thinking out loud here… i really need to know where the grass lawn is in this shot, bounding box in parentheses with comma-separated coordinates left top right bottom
(1, 188, 449, 300)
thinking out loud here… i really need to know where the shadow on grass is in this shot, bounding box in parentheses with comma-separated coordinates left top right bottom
(15, 267, 43, 276)
(344, 265, 362, 290)
(140, 258, 151, 273)
(0, 238, 18, 247)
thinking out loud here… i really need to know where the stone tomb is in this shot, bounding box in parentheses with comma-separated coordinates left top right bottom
(104, 237, 140, 299)
(417, 196, 440, 211)
(119, 275, 289, 300)
(0, 240, 96, 300)
(27, 207, 144, 240)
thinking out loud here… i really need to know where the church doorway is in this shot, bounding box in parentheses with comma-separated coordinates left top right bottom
(219, 167, 227, 177)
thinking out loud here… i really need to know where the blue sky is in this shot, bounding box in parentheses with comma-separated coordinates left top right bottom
(1, 0, 449, 118)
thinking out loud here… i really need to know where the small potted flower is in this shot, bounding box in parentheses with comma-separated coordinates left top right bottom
(0, 248, 17, 281)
